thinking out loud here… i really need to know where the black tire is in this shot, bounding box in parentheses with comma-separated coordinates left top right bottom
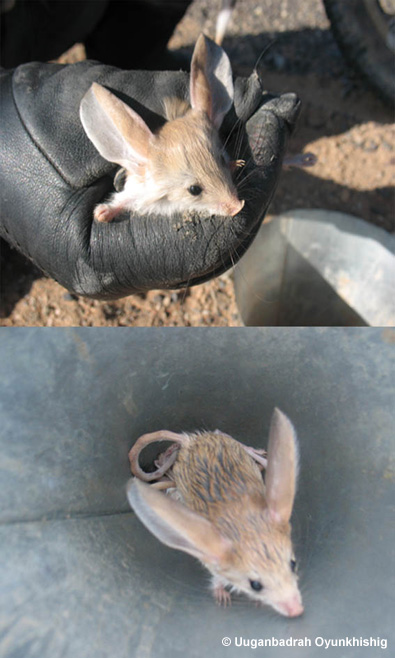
(324, 0, 395, 105)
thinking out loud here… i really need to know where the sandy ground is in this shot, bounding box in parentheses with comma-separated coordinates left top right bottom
(1, 0, 394, 326)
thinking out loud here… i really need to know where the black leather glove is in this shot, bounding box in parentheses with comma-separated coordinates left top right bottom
(0, 61, 300, 299)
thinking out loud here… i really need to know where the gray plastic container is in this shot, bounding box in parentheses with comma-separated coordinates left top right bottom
(0, 328, 394, 657)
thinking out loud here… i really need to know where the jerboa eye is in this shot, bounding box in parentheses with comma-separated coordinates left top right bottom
(249, 580, 263, 591)
(188, 184, 202, 196)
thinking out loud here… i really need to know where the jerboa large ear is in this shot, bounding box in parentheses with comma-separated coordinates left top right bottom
(80, 83, 153, 170)
(190, 33, 234, 130)
(127, 479, 232, 565)
(264, 408, 299, 525)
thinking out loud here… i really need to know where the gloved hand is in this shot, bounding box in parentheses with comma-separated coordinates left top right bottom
(0, 60, 300, 299)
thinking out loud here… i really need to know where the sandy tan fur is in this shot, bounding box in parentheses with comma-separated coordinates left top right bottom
(127, 410, 303, 617)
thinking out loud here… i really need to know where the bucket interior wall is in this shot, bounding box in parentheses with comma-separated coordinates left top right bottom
(0, 328, 393, 657)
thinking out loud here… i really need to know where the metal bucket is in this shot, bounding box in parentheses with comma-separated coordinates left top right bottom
(0, 328, 394, 657)
(234, 210, 395, 327)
